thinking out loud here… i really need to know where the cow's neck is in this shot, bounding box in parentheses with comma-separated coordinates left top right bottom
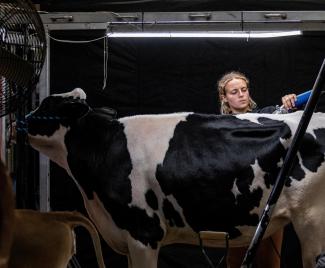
(29, 125, 71, 171)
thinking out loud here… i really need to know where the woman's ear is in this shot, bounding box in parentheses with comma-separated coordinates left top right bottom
(221, 95, 228, 103)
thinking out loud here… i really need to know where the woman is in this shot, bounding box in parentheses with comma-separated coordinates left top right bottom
(218, 71, 296, 115)
(217, 71, 296, 268)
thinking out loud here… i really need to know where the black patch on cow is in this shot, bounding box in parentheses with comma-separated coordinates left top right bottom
(66, 113, 132, 201)
(162, 198, 185, 227)
(314, 128, 325, 148)
(234, 168, 263, 227)
(100, 198, 164, 249)
(155, 114, 291, 237)
(257, 117, 292, 140)
(27, 95, 89, 137)
(255, 117, 292, 188)
(299, 132, 325, 172)
(285, 155, 306, 186)
(285, 129, 325, 186)
(27, 97, 62, 136)
(145, 189, 158, 210)
(65, 111, 165, 248)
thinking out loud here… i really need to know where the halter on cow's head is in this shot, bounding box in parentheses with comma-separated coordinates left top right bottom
(26, 88, 90, 137)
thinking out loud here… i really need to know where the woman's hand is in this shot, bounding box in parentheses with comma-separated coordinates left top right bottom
(281, 94, 297, 110)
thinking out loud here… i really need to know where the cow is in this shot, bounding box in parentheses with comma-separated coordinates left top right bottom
(8, 209, 106, 268)
(25, 88, 325, 268)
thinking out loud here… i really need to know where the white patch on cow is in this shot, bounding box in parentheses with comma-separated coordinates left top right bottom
(296, 152, 309, 174)
(249, 160, 267, 193)
(28, 125, 74, 179)
(286, 155, 325, 207)
(119, 113, 191, 216)
(248, 160, 271, 217)
(52, 88, 87, 100)
(165, 194, 189, 227)
(279, 137, 290, 150)
(231, 178, 241, 201)
(235, 113, 261, 124)
(277, 157, 283, 168)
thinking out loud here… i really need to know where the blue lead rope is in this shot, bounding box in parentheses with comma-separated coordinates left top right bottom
(26, 115, 61, 121)
(16, 113, 63, 133)
(16, 119, 28, 133)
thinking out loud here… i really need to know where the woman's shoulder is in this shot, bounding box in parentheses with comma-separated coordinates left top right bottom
(251, 105, 277, 114)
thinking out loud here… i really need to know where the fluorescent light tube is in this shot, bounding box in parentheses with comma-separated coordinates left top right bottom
(106, 31, 302, 38)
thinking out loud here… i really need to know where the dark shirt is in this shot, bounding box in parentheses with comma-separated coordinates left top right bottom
(251, 106, 276, 114)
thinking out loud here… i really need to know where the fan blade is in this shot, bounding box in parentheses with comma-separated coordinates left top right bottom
(0, 46, 33, 87)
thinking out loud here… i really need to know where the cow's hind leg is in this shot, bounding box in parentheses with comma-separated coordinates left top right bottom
(127, 238, 159, 268)
(293, 214, 325, 268)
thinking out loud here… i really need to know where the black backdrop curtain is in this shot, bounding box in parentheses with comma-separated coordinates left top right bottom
(50, 30, 325, 116)
(48, 30, 325, 267)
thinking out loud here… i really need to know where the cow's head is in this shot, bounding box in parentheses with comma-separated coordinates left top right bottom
(27, 88, 90, 137)
(24, 88, 90, 169)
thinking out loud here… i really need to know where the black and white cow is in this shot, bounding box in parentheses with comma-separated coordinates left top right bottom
(26, 88, 325, 268)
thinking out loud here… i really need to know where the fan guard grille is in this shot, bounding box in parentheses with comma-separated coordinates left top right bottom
(0, 0, 46, 117)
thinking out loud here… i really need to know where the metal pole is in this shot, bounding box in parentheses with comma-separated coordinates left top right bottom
(15, 86, 28, 208)
(15, 24, 29, 209)
(241, 58, 325, 267)
(38, 26, 51, 212)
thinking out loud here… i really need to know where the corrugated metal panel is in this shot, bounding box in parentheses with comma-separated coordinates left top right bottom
(243, 11, 325, 31)
(41, 11, 325, 31)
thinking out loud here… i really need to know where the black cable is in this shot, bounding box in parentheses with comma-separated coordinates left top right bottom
(199, 234, 216, 268)
(270, 236, 281, 259)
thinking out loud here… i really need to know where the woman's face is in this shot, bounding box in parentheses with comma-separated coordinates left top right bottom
(223, 78, 250, 114)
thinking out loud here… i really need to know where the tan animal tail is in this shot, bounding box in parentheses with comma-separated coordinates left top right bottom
(43, 211, 106, 268)
(0, 160, 15, 268)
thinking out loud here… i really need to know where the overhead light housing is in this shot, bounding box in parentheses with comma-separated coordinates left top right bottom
(106, 31, 302, 38)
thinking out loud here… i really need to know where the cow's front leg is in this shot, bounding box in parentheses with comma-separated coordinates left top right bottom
(127, 237, 160, 268)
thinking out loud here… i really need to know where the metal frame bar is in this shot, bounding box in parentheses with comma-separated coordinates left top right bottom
(38, 27, 51, 212)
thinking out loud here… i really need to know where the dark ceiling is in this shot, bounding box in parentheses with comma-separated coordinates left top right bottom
(34, 0, 325, 12)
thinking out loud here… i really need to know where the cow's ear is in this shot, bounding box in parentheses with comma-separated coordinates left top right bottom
(61, 101, 90, 119)
(94, 107, 117, 120)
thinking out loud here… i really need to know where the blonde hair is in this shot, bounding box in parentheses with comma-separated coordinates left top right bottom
(217, 71, 257, 114)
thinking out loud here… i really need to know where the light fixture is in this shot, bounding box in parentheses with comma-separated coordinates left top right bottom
(106, 31, 302, 38)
